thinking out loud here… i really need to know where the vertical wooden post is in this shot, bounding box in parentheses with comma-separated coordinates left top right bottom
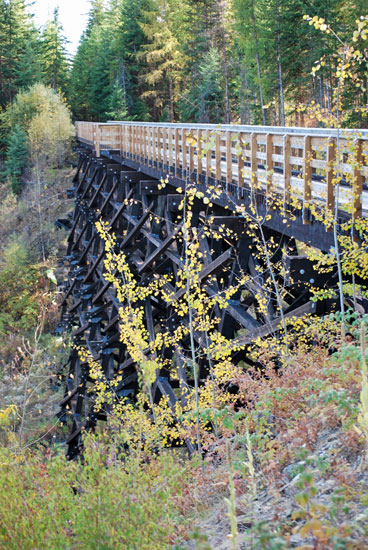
(182, 128, 187, 176)
(189, 129, 194, 176)
(226, 132, 232, 188)
(162, 127, 167, 168)
(238, 133, 244, 188)
(353, 139, 363, 225)
(150, 126, 153, 164)
(251, 133, 258, 188)
(175, 128, 180, 175)
(139, 125, 142, 160)
(303, 135, 312, 224)
(153, 127, 157, 166)
(283, 134, 291, 206)
(158, 127, 163, 167)
(206, 134, 211, 182)
(168, 128, 173, 174)
(266, 133, 273, 194)
(197, 129, 202, 180)
(143, 126, 147, 162)
(326, 137, 336, 231)
(215, 132, 221, 182)
(120, 125, 123, 155)
(94, 124, 100, 157)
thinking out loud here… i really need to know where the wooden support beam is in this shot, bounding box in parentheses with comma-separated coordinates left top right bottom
(120, 204, 153, 248)
(303, 135, 312, 224)
(353, 139, 363, 225)
(216, 132, 221, 181)
(76, 158, 92, 194)
(326, 137, 336, 231)
(88, 173, 107, 208)
(226, 132, 232, 186)
(238, 133, 245, 187)
(182, 128, 187, 175)
(251, 133, 257, 188)
(197, 129, 202, 179)
(138, 225, 182, 273)
(266, 133, 273, 194)
(283, 134, 291, 207)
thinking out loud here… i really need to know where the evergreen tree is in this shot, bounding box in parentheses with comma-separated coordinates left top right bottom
(41, 8, 69, 96)
(0, 0, 42, 109)
(2, 124, 28, 194)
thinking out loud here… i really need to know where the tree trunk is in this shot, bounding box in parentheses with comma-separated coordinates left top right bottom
(276, 0, 285, 126)
(250, 0, 266, 125)
(240, 63, 251, 124)
(169, 77, 174, 122)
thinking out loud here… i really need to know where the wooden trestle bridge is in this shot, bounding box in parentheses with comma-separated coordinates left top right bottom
(60, 121, 368, 457)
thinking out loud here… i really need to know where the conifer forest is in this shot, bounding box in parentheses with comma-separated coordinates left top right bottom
(1, 1, 368, 549)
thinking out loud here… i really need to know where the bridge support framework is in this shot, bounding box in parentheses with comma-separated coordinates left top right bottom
(59, 147, 356, 457)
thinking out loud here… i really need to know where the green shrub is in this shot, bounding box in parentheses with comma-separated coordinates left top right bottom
(0, 435, 185, 550)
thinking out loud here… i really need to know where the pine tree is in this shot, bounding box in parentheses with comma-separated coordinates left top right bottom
(0, 0, 42, 109)
(41, 8, 69, 96)
(2, 124, 28, 195)
(139, 0, 186, 121)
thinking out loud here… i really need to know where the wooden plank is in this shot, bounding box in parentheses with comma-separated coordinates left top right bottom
(158, 127, 162, 165)
(266, 133, 273, 194)
(162, 127, 167, 167)
(303, 135, 312, 224)
(168, 127, 173, 171)
(353, 139, 363, 224)
(238, 133, 245, 187)
(216, 132, 221, 181)
(206, 134, 211, 180)
(182, 128, 187, 174)
(189, 129, 194, 176)
(226, 132, 232, 185)
(326, 137, 336, 231)
(251, 133, 258, 187)
(197, 129, 202, 178)
(175, 128, 180, 174)
(284, 134, 291, 205)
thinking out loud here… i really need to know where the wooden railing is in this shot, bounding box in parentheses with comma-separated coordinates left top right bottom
(75, 121, 368, 219)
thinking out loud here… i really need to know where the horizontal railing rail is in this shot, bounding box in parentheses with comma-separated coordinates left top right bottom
(75, 121, 368, 222)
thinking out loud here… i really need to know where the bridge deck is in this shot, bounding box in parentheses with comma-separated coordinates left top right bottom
(76, 121, 368, 222)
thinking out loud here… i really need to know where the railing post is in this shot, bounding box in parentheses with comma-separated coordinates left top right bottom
(189, 128, 194, 177)
(168, 128, 173, 174)
(266, 133, 273, 195)
(94, 124, 100, 157)
(153, 127, 157, 166)
(226, 132, 232, 189)
(353, 138, 363, 227)
(251, 132, 258, 191)
(238, 133, 244, 188)
(303, 135, 312, 224)
(283, 134, 291, 208)
(215, 132, 221, 182)
(206, 134, 211, 183)
(326, 137, 336, 231)
(175, 128, 180, 175)
(197, 129, 202, 181)
(182, 128, 187, 177)
(162, 127, 167, 169)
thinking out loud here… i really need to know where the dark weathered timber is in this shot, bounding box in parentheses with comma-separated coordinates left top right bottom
(59, 140, 367, 459)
